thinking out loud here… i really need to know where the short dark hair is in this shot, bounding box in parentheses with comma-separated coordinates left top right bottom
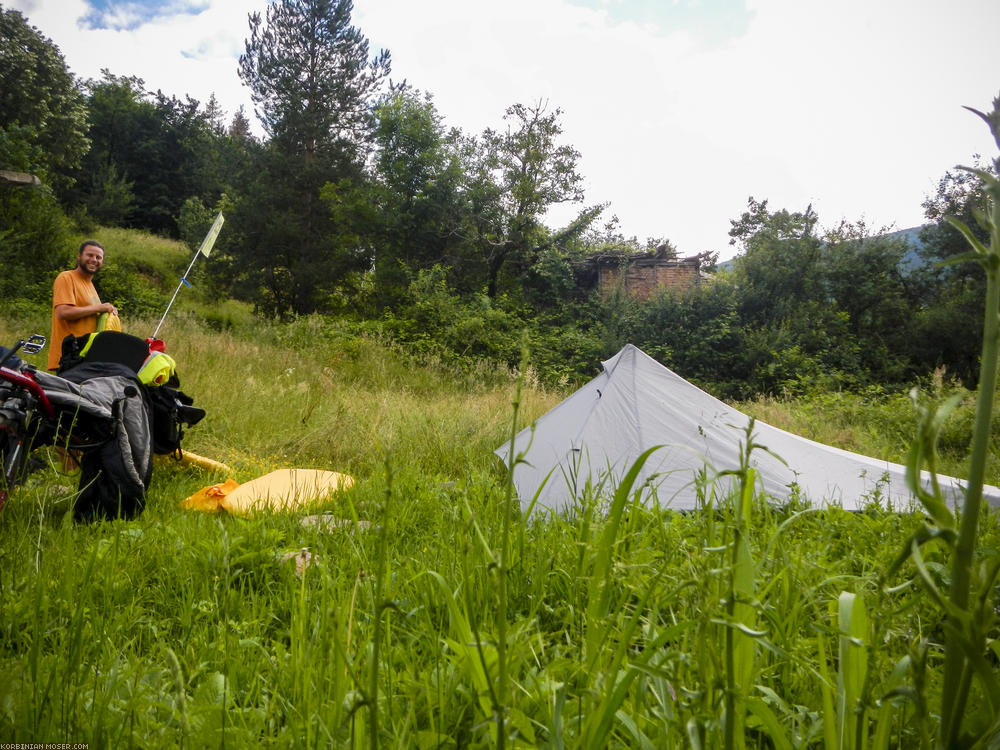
(78, 239, 104, 254)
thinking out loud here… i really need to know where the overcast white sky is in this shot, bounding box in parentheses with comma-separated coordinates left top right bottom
(8, 0, 1000, 259)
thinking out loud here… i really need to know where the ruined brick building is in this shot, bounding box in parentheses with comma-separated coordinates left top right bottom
(582, 246, 710, 301)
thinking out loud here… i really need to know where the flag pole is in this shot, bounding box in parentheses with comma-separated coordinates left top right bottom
(152, 212, 224, 339)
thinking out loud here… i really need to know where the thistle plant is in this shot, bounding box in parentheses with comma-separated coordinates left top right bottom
(894, 94, 1000, 748)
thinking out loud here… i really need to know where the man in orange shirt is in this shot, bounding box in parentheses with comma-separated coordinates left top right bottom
(48, 240, 119, 371)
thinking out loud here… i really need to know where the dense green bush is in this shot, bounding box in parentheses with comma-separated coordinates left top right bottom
(383, 267, 529, 367)
(93, 260, 171, 320)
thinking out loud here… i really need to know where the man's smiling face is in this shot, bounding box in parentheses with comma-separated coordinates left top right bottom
(77, 244, 105, 276)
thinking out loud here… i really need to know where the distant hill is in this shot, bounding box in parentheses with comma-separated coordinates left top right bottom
(881, 225, 927, 272)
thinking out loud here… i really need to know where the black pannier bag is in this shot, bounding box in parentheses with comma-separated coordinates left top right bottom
(48, 364, 153, 522)
(146, 385, 205, 456)
(51, 331, 205, 521)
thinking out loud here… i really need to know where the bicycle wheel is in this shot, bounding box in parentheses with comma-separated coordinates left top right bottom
(0, 414, 29, 509)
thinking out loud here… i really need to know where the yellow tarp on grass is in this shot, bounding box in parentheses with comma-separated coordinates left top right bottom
(180, 469, 354, 516)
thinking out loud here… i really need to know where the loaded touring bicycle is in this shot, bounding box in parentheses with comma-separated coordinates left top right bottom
(0, 330, 204, 521)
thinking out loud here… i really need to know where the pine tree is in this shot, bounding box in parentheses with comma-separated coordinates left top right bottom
(234, 0, 391, 315)
(239, 0, 390, 164)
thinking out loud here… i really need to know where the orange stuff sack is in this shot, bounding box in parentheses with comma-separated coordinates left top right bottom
(97, 312, 122, 332)
(180, 478, 241, 513)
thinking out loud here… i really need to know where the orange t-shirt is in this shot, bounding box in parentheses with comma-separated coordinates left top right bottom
(48, 269, 102, 370)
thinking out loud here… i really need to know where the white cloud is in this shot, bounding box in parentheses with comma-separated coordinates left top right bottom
(8, 0, 1000, 258)
(9, 0, 262, 116)
(356, 0, 1000, 255)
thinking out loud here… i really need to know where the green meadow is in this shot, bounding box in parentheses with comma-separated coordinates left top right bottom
(2, 302, 999, 749)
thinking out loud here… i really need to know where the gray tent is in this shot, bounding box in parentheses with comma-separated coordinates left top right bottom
(495, 344, 1000, 513)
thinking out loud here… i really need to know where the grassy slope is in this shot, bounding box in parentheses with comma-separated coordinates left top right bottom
(2, 230, 998, 747)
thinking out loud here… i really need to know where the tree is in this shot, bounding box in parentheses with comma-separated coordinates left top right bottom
(919, 155, 997, 273)
(203, 93, 227, 137)
(0, 124, 71, 303)
(66, 72, 148, 225)
(463, 102, 592, 298)
(70, 71, 251, 236)
(727, 199, 878, 394)
(728, 197, 823, 328)
(0, 10, 80, 302)
(725, 199, 932, 393)
(821, 220, 917, 383)
(0, 8, 88, 192)
(234, 0, 391, 315)
(626, 278, 749, 398)
(239, 0, 390, 164)
(908, 157, 1000, 385)
(371, 88, 470, 307)
(228, 107, 254, 141)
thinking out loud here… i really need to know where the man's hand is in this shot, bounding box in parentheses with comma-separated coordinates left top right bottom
(55, 302, 117, 321)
